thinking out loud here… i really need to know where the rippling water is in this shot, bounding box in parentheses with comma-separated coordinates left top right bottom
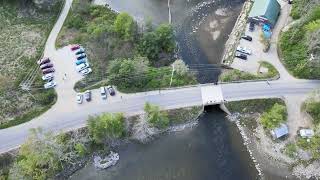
(70, 108, 258, 180)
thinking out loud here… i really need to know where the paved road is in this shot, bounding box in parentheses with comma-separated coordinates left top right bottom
(1, 80, 320, 153)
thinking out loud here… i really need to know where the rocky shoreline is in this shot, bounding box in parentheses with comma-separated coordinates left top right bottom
(221, 0, 252, 65)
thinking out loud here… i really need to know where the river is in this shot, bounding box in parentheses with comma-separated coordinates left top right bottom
(70, 0, 260, 179)
(70, 108, 258, 180)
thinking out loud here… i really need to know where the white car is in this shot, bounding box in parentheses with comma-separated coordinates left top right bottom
(80, 67, 92, 75)
(75, 47, 85, 54)
(42, 73, 54, 81)
(236, 46, 252, 55)
(100, 87, 107, 99)
(76, 63, 89, 72)
(76, 52, 86, 58)
(76, 93, 83, 104)
(44, 81, 56, 89)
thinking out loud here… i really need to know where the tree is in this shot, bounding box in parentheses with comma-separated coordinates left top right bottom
(155, 24, 175, 53)
(107, 56, 149, 90)
(172, 59, 189, 76)
(114, 12, 136, 40)
(139, 23, 175, 61)
(144, 102, 169, 129)
(10, 128, 62, 180)
(87, 113, 125, 144)
(260, 103, 287, 129)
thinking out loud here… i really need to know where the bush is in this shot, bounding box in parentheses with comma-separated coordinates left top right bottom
(144, 102, 169, 129)
(66, 14, 85, 29)
(297, 135, 320, 159)
(260, 103, 287, 129)
(284, 143, 297, 158)
(87, 113, 125, 144)
(305, 101, 320, 124)
(36, 89, 56, 106)
(114, 12, 136, 41)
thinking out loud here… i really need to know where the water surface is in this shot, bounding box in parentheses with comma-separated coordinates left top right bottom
(70, 108, 259, 180)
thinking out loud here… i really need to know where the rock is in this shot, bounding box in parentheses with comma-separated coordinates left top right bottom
(32, 0, 56, 9)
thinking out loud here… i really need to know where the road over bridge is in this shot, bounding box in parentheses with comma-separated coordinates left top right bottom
(1, 80, 320, 153)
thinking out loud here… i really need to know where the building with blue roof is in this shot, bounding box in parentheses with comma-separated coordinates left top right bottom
(270, 123, 289, 140)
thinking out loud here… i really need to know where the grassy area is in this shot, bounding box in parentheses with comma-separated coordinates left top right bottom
(0, 0, 62, 127)
(167, 106, 203, 125)
(226, 98, 286, 130)
(219, 61, 279, 82)
(279, 5, 320, 79)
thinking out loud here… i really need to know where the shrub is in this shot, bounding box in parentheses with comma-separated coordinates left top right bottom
(36, 89, 56, 106)
(284, 143, 297, 158)
(305, 101, 320, 124)
(144, 102, 169, 129)
(74, 143, 87, 157)
(87, 113, 125, 144)
(260, 103, 287, 129)
(114, 12, 136, 41)
(66, 14, 85, 29)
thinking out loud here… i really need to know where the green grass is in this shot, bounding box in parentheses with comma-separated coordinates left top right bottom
(280, 5, 320, 79)
(167, 106, 203, 125)
(226, 98, 285, 114)
(219, 61, 279, 82)
(0, 90, 57, 129)
(0, 0, 62, 127)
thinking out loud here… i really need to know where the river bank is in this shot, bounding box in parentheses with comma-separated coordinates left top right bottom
(226, 98, 320, 180)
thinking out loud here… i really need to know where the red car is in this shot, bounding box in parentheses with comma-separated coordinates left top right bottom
(37, 58, 50, 65)
(71, 44, 80, 51)
(40, 63, 53, 70)
(42, 68, 55, 74)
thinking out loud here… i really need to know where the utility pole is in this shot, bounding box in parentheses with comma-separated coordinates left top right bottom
(169, 64, 175, 87)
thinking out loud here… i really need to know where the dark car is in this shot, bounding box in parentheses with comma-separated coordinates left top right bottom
(42, 68, 55, 74)
(288, 0, 293, 4)
(38, 58, 50, 65)
(71, 44, 80, 51)
(40, 63, 53, 70)
(241, 35, 252, 41)
(84, 90, 92, 101)
(235, 52, 247, 60)
(107, 86, 115, 96)
(249, 22, 255, 32)
(76, 54, 87, 60)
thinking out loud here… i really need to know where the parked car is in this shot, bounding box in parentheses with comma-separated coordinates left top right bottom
(107, 85, 115, 96)
(76, 54, 87, 60)
(76, 63, 89, 72)
(241, 35, 252, 41)
(71, 44, 80, 51)
(75, 58, 87, 65)
(288, 0, 293, 4)
(75, 48, 85, 55)
(76, 52, 86, 58)
(37, 58, 50, 65)
(76, 93, 83, 104)
(236, 46, 252, 55)
(100, 87, 107, 99)
(42, 68, 55, 74)
(235, 52, 247, 60)
(84, 90, 91, 101)
(40, 63, 53, 70)
(42, 73, 54, 81)
(249, 22, 255, 32)
(80, 67, 92, 75)
(44, 81, 56, 89)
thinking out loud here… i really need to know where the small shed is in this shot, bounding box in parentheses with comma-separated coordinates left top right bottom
(270, 124, 288, 140)
(248, 0, 281, 28)
(299, 129, 314, 138)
